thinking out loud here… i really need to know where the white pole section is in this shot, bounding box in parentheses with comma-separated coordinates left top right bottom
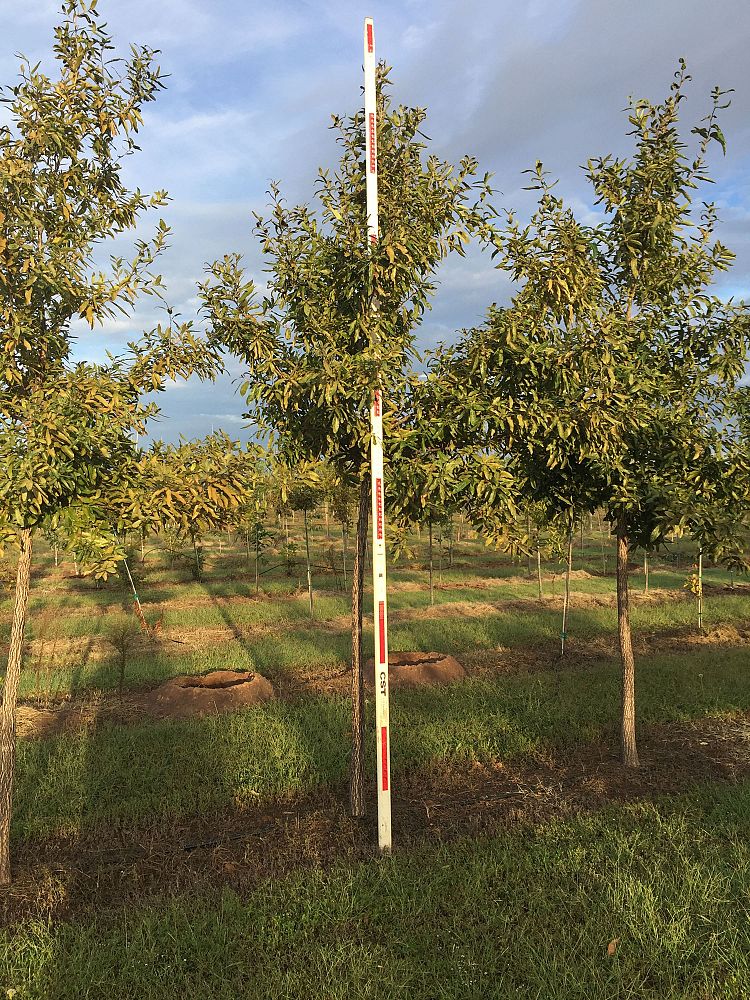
(364, 15, 392, 854)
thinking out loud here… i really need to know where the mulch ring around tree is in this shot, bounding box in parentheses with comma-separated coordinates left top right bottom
(365, 650, 467, 688)
(3, 712, 750, 929)
(16, 670, 275, 738)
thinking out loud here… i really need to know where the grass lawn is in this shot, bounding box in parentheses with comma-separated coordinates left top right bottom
(13, 646, 750, 841)
(3, 780, 750, 999)
(3, 528, 750, 998)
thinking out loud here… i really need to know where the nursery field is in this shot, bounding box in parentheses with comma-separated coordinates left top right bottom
(2, 517, 750, 999)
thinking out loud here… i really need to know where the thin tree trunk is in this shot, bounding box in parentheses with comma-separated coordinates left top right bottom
(0, 528, 33, 886)
(697, 548, 703, 631)
(342, 523, 348, 587)
(560, 530, 573, 656)
(349, 479, 369, 818)
(526, 514, 532, 575)
(644, 552, 649, 595)
(438, 524, 443, 587)
(192, 535, 202, 582)
(324, 501, 330, 540)
(536, 547, 543, 600)
(54, 543, 58, 568)
(617, 517, 639, 768)
(255, 530, 260, 596)
(428, 518, 434, 606)
(304, 508, 313, 618)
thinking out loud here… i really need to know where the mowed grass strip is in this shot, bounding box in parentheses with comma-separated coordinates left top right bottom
(12, 587, 750, 700)
(3, 782, 750, 999)
(13, 647, 750, 841)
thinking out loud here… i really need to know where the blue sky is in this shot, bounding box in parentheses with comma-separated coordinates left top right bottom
(2, 0, 749, 441)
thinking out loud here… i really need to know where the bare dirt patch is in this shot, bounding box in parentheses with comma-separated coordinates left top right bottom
(3, 713, 749, 928)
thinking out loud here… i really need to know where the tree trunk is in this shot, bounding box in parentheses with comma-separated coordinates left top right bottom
(192, 535, 202, 582)
(342, 524, 348, 587)
(304, 508, 313, 618)
(349, 478, 369, 818)
(428, 518, 434, 606)
(0, 528, 33, 886)
(536, 547, 543, 600)
(526, 515, 532, 576)
(255, 530, 260, 595)
(644, 552, 649, 595)
(616, 517, 639, 768)
(560, 530, 573, 656)
(697, 548, 703, 631)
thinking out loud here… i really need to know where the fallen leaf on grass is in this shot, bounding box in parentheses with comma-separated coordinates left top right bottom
(607, 938, 620, 957)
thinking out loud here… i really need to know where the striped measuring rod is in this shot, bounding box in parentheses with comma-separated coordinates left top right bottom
(364, 15, 392, 854)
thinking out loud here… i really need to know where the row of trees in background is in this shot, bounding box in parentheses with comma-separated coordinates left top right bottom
(1, 2, 749, 881)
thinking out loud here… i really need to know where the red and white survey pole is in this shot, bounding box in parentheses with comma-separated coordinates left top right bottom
(364, 15, 392, 854)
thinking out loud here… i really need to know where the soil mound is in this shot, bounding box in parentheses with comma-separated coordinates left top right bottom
(366, 651, 467, 688)
(17, 670, 275, 738)
(143, 670, 274, 719)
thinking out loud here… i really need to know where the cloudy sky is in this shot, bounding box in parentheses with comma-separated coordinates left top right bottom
(2, 0, 749, 441)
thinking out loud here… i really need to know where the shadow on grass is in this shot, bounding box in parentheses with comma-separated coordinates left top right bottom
(13, 645, 750, 847)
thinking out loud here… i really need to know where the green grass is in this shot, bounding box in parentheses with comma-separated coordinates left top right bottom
(14, 647, 750, 841)
(3, 781, 750, 999)
(13, 569, 750, 700)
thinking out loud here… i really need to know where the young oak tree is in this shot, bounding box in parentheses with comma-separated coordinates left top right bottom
(428, 63, 749, 767)
(0, 1, 223, 884)
(200, 66, 497, 816)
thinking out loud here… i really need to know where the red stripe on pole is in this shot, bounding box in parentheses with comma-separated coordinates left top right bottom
(376, 478, 383, 539)
(366, 22, 374, 52)
(381, 726, 389, 790)
(368, 112, 376, 173)
(374, 389, 381, 416)
(378, 600, 386, 663)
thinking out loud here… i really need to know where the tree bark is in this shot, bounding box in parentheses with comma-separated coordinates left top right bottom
(428, 518, 434, 606)
(536, 547, 543, 600)
(303, 508, 313, 617)
(349, 478, 369, 818)
(616, 517, 639, 768)
(0, 528, 33, 886)
(560, 530, 573, 656)
(526, 514, 532, 576)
